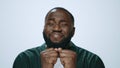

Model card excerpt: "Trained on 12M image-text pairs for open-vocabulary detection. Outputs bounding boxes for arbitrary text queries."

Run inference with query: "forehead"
[46,9,71,20]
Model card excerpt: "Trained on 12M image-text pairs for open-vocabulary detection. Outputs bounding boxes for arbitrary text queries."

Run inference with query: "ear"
[71,27,75,37]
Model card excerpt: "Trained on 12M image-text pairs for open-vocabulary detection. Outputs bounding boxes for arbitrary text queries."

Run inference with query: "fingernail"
[58,48,62,50]
[54,48,58,51]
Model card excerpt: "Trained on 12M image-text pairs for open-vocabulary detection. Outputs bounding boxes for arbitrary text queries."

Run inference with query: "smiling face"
[43,8,75,48]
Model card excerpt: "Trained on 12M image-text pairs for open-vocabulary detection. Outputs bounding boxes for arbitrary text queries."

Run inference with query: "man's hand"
[58,48,77,68]
[40,48,58,68]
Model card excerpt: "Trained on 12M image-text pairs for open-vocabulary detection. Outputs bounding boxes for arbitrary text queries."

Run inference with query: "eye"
[61,23,68,26]
[46,20,55,27]
[46,18,55,26]
[60,21,69,27]
[47,22,54,26]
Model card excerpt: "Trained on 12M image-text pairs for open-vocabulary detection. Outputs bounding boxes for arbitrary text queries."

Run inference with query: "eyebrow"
[47,18,54,21]
[60,19,67,22]
[47,18,68,23]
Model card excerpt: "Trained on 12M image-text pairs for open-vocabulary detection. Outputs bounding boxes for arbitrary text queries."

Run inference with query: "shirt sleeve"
[13,52,29,68]
[94,56,105,68]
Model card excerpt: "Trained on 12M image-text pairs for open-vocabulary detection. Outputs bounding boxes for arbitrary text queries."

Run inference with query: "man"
[13,7,105,68]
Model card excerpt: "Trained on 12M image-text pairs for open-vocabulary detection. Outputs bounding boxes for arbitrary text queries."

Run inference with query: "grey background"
[0,0,120,68]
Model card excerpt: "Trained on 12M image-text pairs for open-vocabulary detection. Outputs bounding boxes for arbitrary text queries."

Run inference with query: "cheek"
[44,27,52,36]
[45,25,53,31]
[62,28,70,37]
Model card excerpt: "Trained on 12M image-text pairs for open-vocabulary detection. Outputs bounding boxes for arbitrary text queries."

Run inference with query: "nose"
[53,24,62,32]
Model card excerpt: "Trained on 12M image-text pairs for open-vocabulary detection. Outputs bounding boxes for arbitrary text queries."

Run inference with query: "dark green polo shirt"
[13,42,105,68]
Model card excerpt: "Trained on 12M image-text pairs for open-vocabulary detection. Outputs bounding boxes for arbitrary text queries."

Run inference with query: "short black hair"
[45,7,74,26]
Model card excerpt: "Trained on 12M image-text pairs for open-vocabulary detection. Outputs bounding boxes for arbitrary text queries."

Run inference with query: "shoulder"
[70,42,97,58]
[76,46,100,61]
[18,43,46,58]
[13,43,46,68]
[70,42,105,68]
[70,42,100,59]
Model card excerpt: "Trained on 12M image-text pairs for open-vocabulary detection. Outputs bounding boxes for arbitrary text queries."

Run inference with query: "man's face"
[43,9,75,48]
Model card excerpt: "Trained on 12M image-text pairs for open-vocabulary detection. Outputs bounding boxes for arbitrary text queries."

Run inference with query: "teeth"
[54,34,60,38]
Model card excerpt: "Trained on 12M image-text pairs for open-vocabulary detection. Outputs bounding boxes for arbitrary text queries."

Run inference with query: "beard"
[43,31,73,49]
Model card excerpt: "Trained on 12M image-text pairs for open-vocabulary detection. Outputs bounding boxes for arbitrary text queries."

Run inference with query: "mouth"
[50,32,64,43]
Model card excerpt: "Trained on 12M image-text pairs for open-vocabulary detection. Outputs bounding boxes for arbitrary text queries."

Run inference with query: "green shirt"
[13,42,105,68]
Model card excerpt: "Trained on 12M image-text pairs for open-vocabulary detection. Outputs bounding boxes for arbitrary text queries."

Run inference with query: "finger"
[50,52,59,57]
[58,48,62,53]
[61,50,76,55]
[48,56,58,64]
[60,58,65,66]
[54,48,58,51]
[42,48,55,53]
[59,52,66,58]
[61,49,72,53]
[60,50,77,58]
[41,50,59,58]
[45,51,58,57]
[46,48,54,51]
[52,57,58,64]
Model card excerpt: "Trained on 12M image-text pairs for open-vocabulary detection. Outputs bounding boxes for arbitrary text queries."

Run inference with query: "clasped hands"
[40,48,77,68]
